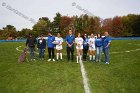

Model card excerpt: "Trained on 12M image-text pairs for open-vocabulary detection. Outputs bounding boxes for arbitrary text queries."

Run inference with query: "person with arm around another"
[102,32,111,64]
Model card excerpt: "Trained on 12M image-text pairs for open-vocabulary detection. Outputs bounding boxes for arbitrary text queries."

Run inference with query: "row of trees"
[0,13,140,39]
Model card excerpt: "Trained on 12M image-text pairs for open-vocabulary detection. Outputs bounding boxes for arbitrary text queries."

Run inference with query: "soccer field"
[0,40,139,93]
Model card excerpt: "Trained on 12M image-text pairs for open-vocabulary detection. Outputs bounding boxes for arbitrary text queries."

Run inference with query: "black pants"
[83,48,88,60]
[48,48,55,59]
[67,47,74,61]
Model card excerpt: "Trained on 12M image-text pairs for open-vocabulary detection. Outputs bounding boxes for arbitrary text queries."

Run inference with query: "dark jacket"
[26,37,37,48]
[37,39,46,49]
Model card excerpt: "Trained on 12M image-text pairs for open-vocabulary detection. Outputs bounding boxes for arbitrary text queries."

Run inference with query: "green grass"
[85,40,140,93]
[0,40,140,93]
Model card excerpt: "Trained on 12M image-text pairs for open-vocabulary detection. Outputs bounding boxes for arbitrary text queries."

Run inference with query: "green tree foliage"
[32,17,51,37]
[0,14,140,39]
[52,12,62,34]
[17,28,32,38]
[0,25,17,39]
[60,16,72,37]
[112,16,124,37]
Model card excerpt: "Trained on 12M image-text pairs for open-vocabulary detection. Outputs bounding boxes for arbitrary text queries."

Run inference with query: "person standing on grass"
[66,30,75,62]
[83,34,89,62]
[54,33,63,61]
[88,33,96,62]
[26,34,37,61]
[75,33,83,63]
[95,33,103,62]
[102,32,111,64]
[47,32,55,62]
[37,35,46,60]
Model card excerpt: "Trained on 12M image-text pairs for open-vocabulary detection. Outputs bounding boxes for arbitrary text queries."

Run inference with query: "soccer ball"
[77,42,81,47]
[52,41,59,44]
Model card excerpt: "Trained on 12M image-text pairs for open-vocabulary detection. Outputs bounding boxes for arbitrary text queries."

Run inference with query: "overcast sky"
[0,0,140,30]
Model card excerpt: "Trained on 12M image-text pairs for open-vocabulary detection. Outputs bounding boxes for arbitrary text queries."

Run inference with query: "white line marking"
[79,60,92,93]
[16,46,22,52]
[16,44,140,93]
[110,48,140,54]
[16,45,140,55]
[16,45,92,93]
[125,51,130,53]
[16,45,39,54]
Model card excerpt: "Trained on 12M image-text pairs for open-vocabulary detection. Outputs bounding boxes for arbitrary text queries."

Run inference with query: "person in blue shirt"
[95,33,103,62]
[37,35,46,60]
[83,34,89,61]
[102,32,111,64]
[66,30,75,62]
[47,32,55,62]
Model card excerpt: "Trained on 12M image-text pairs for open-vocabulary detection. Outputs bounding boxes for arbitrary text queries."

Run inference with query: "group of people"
[26,30,111,64]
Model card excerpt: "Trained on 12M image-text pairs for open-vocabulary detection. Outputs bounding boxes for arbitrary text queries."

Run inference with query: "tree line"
[0,13,140,39]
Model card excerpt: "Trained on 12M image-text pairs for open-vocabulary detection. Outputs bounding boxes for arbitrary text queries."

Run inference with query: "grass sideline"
[0,40,140,93]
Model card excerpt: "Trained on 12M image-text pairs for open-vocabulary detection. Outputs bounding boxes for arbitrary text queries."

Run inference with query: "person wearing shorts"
[75,33,83,63]
[54,33,63,61]
[88,33,96,62]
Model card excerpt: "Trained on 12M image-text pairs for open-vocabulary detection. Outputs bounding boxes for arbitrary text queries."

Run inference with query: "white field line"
[16,45,92,93]
[16,45,39,54]
[16,44,140,93]
[79,60,92,93]
[16,46,22,52]
[110,48,140,54]
[16,45,140,55]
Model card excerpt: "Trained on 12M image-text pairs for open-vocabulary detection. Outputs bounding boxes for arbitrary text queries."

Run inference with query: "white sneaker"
[48,59,51,62]
[33,59,36,61]
[53,59,55,62]
[105,62,109,64]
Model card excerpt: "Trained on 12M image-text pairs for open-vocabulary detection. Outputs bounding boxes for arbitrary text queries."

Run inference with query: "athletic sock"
[77,56,79,63]
[60,53,62,59]
[79,55,82,62]
[93,55,95,60]
[89,55,92,60]
[57,53,59,60]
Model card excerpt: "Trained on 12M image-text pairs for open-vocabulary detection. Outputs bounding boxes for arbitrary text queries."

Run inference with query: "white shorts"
[56,45,63,50]
[89,47,96,51]
[76,45,83,49]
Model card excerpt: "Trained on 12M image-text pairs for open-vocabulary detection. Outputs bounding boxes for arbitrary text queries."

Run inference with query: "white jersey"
[55,37,63,50]
[75,37,83,49]
[88,38,96,50]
